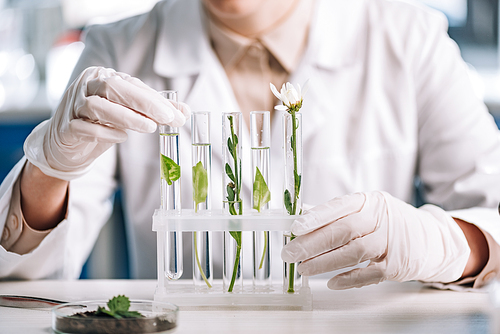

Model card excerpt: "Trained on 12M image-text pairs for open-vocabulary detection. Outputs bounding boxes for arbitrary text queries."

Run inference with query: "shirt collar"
[260,0,314,73]
[208,0,314,73]
[208,17,252,71]
[153,0,362,79]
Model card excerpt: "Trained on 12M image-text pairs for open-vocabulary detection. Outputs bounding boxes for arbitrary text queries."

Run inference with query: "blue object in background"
[0,119,44,182]
[80,189,130,279]
[0,113,130,279]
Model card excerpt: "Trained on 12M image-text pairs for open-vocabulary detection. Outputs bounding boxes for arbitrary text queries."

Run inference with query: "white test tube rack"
[153,209,313,310]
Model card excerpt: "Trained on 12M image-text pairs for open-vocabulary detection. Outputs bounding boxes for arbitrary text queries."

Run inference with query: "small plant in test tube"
[271,81,308,293]
[191,111,213,289]
[250,111,272,288]
[159,90,183,281]
[222,112,243,292]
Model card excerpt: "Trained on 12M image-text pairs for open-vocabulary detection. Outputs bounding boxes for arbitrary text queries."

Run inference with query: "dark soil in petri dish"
[55,311,176,334]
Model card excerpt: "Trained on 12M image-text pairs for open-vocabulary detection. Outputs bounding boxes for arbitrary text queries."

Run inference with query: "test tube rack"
[152,209,313,310]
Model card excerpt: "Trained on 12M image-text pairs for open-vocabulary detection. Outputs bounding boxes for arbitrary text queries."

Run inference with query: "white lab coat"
[1,0,500,280]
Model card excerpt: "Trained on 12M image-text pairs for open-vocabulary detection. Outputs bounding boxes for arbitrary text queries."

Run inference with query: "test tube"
[250,111,272,288]
[282,111,303,293]
[159,90,183,281]
[222,112,243,292]
[283,111,302,216]
[283,233,301,293]
[191,111,213,289]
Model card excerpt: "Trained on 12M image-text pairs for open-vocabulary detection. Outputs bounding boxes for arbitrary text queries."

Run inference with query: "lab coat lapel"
[152,0,239,111]
[308,0,366,71]
[153,0,206,79]
[289,0,367,142]
[152,0,253,206]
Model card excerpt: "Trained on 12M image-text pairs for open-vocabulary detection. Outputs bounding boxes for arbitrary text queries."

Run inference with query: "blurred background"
[0,0,499,279]
[0,0,160,279]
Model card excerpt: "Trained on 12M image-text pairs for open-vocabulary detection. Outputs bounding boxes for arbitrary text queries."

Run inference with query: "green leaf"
[284,189,293,215]
[160,154,181,186]
[294,171,301,196]
[192,161,208,210]
[225,163,235,182]
[95,306,108,316]
[226,184,235,202]
[227,137,234,156]
[229,231,242,247]
[108,295,130,313]
[253,167,271,213]
[227,183,238,215]
[115,310,143,319]
[93,295,144,319]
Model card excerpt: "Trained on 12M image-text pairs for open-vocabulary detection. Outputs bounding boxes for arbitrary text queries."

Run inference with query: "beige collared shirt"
[208,0,314,120]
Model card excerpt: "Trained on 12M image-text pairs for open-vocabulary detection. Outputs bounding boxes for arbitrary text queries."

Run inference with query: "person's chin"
[202,0,261,19]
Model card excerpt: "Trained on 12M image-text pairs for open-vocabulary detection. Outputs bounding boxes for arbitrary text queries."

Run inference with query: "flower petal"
[291,85,299,103]
[270,83,282,100]
[301,79,310,98]
[281,83,287,95]
[270,80,309,110]
[281,93,290,107]
[280,85,290,106]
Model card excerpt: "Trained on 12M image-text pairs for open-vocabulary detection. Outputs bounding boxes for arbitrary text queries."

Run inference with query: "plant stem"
[288,110,300,293]
[226,115,242,292]
[287,234,296,293]
[228,242,241,292]
[288,263,296,292]
[229,116,242,215]
[291,110,299,215]
[194,231,212,288]
[258,231,268,270]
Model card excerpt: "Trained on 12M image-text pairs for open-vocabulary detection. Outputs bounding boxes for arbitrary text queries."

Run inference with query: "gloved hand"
[281,191,470,289]
[24,66,190,181]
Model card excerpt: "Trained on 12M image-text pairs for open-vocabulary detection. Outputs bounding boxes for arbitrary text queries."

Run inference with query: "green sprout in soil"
[74,295,143,319]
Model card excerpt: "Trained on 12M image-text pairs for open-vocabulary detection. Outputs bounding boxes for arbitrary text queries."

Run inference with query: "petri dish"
[52,300,178,334]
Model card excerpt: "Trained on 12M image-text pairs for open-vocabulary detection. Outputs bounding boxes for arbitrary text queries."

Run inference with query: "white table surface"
[0,279,496,334]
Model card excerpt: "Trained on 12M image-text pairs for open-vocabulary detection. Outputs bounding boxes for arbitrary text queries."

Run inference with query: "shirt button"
[10,215,19,230]
[1,227,9,242]
[483,271,496,283]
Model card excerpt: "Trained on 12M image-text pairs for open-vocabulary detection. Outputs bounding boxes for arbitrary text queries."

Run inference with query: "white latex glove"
[281,191,470,289]
[24,66,191,181]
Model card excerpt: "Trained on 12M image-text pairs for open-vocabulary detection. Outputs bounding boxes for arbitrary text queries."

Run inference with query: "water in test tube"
[159,90,183,280]
[191,111,213,289]
[250,111,272,288]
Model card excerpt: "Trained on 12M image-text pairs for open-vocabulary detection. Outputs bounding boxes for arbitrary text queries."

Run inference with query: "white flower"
[270,81,309,112]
